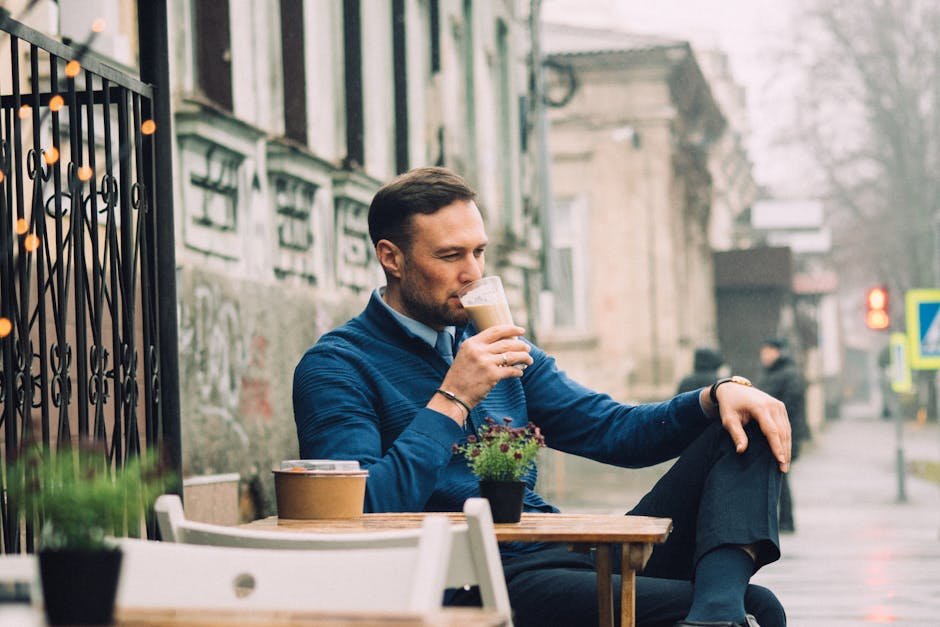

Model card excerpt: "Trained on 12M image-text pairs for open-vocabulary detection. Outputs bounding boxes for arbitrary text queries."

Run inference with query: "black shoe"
[675,615,759,627]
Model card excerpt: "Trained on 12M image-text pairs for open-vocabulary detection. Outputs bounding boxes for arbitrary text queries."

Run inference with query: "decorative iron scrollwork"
[99,173,119,210]
[122,343,139,409]
[89,344,110,405]
[50,343,73,408]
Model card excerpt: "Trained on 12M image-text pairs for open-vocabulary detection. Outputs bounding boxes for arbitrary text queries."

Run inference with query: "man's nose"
[459,256,483,283]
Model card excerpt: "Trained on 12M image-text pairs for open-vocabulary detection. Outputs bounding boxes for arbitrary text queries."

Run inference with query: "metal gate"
[0,10,179,551]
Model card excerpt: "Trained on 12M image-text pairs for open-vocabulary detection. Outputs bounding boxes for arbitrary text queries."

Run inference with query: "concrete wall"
[176,264,367,514]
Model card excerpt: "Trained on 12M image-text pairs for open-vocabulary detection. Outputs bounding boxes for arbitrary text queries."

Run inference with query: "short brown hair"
[368,167,477,248]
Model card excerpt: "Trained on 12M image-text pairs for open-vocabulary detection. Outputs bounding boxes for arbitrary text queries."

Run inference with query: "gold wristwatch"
[709,375,753,409]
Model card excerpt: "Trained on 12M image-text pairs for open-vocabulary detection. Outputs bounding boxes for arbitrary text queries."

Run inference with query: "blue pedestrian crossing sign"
[905,289,940,369]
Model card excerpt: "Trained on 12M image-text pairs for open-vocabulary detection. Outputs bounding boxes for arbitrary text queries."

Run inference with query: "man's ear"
[375,239,404,279]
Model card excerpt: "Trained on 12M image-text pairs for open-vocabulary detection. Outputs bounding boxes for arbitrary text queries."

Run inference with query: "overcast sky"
[542,0,804,193]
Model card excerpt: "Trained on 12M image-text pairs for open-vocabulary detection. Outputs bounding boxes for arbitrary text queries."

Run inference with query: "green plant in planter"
[454,417,545,481]
[7,443,173,625]
[9,443,172,550]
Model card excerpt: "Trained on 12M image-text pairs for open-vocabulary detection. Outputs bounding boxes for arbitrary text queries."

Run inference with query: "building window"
[461,0,477,179]
[194,0,233,111]
[429,0,441,74]
[496,19,517,231]
[549,196,588,329]
[280,0,308,145]
[343,0,364,167]
[392,0,409,173]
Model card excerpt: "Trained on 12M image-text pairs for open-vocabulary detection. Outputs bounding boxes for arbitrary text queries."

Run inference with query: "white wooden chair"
[155,494,513,623]
[116,515,451,613]
[0,553,36,603]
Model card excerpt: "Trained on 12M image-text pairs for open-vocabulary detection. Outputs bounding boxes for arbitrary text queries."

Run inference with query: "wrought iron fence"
[0,12,177,551]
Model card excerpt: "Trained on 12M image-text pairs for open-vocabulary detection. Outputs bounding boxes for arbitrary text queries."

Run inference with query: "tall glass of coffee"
[457,276,513,329]
[457,276,526,369]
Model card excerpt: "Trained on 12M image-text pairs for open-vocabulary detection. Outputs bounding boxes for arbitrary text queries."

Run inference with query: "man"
[294,167,789,627]
[677,347,725,395]
[757,339,808,534]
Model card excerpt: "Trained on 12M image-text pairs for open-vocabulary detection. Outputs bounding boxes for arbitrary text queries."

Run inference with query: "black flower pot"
[479,480,525,523]
[39,546,123,625]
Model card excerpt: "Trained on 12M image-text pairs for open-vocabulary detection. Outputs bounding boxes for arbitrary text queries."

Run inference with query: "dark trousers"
[778,473,794,530]
[483,422,787,627]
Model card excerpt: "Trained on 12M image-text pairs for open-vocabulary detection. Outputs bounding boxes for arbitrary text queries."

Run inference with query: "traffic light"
[865,286,890,330]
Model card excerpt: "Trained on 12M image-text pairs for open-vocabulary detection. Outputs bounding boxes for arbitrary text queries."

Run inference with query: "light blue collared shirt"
[374,287,455,350]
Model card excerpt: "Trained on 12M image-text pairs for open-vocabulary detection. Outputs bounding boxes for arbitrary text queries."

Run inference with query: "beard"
[399,276,468,328]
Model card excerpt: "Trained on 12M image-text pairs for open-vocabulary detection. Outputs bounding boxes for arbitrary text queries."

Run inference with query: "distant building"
[748,198,842,425]
[539,22,744,402]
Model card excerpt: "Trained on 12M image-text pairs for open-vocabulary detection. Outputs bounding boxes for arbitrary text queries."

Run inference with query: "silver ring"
[501,353,509,367]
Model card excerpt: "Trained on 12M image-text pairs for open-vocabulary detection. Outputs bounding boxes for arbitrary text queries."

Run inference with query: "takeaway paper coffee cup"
[273,460,368,519]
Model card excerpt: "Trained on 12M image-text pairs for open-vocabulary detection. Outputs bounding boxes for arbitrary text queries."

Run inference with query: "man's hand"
[427,324,532,424]
[700,383,792,473]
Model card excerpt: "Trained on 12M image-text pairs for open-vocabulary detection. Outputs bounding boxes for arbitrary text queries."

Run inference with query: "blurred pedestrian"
[677,347,724,394]
[757,338,809,533]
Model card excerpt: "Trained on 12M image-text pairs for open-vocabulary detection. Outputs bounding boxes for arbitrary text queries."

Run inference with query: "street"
[547,418,940,625]
[751,418,940,626]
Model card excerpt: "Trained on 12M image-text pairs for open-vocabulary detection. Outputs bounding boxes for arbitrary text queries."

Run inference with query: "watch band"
[709,375,753,409]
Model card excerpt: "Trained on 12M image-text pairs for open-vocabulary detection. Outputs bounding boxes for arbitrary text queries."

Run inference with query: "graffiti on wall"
[178,282,250,446]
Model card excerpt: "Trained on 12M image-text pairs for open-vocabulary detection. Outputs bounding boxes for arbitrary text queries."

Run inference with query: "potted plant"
[8,443,171,625]
[454,417,545,523]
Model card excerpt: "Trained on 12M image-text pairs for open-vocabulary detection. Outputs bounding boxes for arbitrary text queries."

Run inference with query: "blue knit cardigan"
[293,291,711,514]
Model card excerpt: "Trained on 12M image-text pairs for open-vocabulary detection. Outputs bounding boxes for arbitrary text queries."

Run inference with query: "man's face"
[395,199,487,329]
[759,345,780,368]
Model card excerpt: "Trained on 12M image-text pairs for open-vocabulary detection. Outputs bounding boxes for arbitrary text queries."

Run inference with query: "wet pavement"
[542,418,940,626]
[751,418,940,626]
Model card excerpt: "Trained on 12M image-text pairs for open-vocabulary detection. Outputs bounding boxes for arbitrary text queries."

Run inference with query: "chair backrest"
[155,495,512,622]
[455,498,512,620]
[117,515,451,612]
[0,553,36,604]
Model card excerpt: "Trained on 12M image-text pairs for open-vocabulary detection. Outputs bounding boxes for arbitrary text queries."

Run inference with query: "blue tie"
[435,331,454,364]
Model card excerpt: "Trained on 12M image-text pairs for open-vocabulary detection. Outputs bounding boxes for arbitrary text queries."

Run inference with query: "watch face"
[730,375,753,387]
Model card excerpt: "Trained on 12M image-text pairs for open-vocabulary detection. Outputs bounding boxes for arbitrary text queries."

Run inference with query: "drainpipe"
[530,0,554,315]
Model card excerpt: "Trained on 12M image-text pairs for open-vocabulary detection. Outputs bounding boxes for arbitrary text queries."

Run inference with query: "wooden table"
[242,513,673,627]
[0,604,508,626]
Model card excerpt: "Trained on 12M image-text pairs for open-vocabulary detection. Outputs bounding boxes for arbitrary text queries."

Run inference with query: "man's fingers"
[498,351,533,369]
[757,401,790,472]
[725,418,749,454]
[476,324,526,341]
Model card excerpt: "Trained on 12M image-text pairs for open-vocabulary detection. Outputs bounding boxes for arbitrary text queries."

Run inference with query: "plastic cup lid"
[277,459,362,473]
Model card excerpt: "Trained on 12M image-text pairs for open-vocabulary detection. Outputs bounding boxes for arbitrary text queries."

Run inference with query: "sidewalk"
[751,418,940,626]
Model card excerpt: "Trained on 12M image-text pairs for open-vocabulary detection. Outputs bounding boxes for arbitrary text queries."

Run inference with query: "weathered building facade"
[166,0,542,513]
[539,23,728,402]
[3,0,544,516]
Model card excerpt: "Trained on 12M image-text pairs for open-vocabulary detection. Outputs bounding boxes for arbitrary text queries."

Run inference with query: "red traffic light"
[865,286,890,330]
